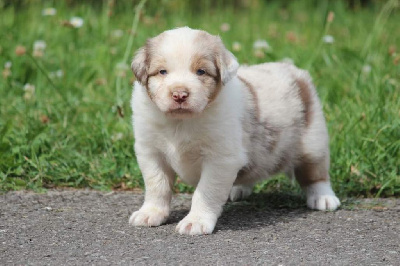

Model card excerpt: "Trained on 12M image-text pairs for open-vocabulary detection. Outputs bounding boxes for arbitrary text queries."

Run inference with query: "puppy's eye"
[159,69,167,75]
[196,69,206,76]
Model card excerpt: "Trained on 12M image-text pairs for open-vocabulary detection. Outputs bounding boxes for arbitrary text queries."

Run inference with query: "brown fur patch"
[238,76,260,121]
[296,78,313,127]
[131,33,166,86]
[192,33,224,103]
[190,53,218,77]
[189,53,222,104]
[294,157,328,187]
[263,121,280,152]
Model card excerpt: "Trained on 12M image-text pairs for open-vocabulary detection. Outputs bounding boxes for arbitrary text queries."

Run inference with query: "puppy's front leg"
[176,159,241,235]
[129,151,175,227]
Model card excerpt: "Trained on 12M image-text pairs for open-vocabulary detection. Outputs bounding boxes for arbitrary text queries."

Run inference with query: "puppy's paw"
[129,206,169,227]
[307,195,340,211]
[229,184,253,202]
[306,182,340,211]
[176,213,217,235]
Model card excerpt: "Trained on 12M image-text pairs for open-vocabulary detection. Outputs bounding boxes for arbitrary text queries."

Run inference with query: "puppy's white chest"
[160,137,203,186]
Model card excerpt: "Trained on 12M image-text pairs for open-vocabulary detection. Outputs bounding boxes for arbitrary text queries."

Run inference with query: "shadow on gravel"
[167,192,312,232]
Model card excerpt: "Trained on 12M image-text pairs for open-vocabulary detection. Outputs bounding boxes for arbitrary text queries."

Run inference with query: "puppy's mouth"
[167,107,193,115]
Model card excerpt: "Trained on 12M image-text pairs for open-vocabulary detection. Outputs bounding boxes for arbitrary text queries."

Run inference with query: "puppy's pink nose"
[172,91,189,103]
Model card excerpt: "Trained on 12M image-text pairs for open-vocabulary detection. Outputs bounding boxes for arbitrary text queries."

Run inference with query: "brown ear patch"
[132,34,166,85]
[296,78,313,127]
[131,46,149,85]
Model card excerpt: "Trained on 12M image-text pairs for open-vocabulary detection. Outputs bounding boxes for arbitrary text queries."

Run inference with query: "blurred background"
[0,0,399,199]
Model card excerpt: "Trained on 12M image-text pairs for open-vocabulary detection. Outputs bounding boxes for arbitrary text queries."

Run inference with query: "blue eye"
[196,69,206,76]
[159,69,167,75]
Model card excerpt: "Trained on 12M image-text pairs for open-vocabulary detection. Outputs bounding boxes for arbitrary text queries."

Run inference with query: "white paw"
[176,213,217,235]
[129,206,169,227]
[306,182,340,211]
[307,195,340,211]
[229,184,253,202]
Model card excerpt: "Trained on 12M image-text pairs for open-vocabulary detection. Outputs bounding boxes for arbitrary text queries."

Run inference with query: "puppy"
[129,27,340,235]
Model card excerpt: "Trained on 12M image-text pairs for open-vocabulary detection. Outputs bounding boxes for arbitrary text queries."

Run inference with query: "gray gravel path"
[1,190,399,265]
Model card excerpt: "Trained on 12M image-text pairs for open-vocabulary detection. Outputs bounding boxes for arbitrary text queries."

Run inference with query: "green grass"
[0,0,399,198]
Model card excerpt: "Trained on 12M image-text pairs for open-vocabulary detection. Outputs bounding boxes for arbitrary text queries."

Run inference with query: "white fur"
[129,27,340,235]
[306,181,340,211]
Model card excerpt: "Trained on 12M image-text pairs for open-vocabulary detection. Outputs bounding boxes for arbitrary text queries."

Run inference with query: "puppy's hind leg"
[295,156,340,211]
[294,75,340,211]
[229,184,253,202]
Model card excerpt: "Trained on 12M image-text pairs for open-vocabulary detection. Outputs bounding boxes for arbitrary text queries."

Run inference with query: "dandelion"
[253,39,270,50]
[322,35,334,44]
[70,17,84,28]
[42,8,56,16]
[232,42,242,52]
[15,45,26,56]
[220,23,230,32]
[33,40,46,57]
[23,83,35,100]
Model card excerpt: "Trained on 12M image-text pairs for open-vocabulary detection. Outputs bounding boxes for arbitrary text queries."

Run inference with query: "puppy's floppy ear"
[216,38,239,85]
[131,46,148,85]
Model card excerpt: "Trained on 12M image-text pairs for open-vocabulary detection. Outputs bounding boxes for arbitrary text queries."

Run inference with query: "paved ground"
[0,190,399,265]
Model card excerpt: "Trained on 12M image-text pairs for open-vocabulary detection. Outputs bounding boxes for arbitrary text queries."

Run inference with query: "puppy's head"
[131,27,239,119]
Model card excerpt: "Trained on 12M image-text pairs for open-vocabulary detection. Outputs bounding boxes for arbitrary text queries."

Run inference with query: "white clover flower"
[23,83,35,100]
[280,57,294,65]
[111,29,124,39]
[362,65,372,74]
[116,62,129,77]
[253,39,270,50]
[111,133,124,142]
[23,83,35,92]
[116,62,129,71]
[322,35,334,44]
[49,69,64,78]
[70,17,84,28]
[232,42,242,52]
[4,61,12,69]
[42,8,56,16]
[33,40,46,51]
[56,69,64,78]
[220,23,231,32]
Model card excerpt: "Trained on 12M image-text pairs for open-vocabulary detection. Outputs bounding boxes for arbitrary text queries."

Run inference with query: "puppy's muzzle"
[172,89,189,104]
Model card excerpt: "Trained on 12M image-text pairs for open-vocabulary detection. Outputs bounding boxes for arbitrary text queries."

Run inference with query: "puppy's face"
[131,27,239,119]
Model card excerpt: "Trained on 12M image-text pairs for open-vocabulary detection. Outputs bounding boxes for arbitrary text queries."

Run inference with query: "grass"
[0,0,399,198]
